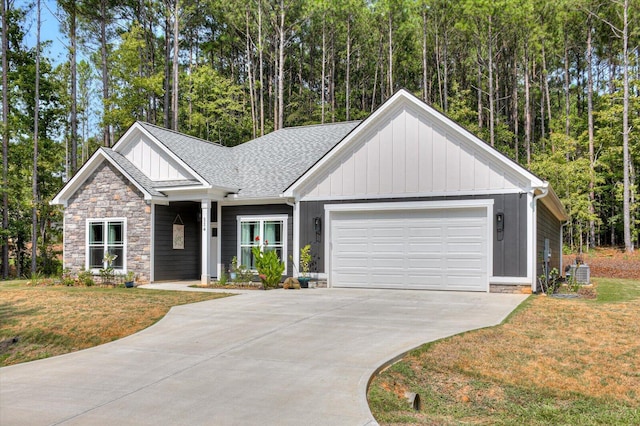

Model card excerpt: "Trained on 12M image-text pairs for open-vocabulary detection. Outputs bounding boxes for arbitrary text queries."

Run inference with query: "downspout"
[532,184,550,293]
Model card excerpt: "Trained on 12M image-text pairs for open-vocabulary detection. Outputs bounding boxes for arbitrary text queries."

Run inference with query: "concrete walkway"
[0,287,527,425]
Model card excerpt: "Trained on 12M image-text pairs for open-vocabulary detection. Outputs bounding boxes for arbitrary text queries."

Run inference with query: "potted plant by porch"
[298,244,312,288]
[124,271,135,288]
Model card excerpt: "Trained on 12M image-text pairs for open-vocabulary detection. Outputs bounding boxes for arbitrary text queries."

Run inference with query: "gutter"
[533,183,550,204]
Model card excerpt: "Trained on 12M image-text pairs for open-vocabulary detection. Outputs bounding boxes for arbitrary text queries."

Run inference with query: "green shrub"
[299,244,312,277]
[78,270,95,287]
[218,270,228,286]
[252,247,285,289]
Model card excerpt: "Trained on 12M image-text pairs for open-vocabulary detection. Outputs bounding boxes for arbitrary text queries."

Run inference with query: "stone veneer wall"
[489,284,532,294]
[64,162,151,282]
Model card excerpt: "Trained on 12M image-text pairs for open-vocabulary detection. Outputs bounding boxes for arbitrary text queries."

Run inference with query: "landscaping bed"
[191,282,264,290]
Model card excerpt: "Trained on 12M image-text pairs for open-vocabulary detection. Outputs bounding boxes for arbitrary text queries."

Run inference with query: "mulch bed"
[191,282,264,290]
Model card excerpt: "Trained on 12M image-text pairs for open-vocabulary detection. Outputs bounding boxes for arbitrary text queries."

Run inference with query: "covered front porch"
[151,199,294,285]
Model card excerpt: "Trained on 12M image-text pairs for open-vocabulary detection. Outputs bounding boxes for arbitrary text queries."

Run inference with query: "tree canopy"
[1,0,639,277]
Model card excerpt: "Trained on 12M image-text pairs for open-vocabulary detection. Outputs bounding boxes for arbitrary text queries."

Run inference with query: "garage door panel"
[369,257,404,266]
[331,206,488,291]
[446,244,483,254]
[406,258,442,269]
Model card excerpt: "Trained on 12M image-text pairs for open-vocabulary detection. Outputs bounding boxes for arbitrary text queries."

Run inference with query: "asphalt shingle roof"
[135,121,361,198]
[138,123,239,191]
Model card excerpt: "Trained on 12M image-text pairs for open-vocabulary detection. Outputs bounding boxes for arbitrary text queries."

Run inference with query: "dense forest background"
[1,0,638,278]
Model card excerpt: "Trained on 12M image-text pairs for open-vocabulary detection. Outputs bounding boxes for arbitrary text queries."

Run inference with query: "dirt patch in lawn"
[0,282,230,366]
[369,278,640,424]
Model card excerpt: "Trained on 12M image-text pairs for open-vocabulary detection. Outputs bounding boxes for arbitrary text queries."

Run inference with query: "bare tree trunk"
[541,42,552,136]
[524,49,531,166]
[330,28,335,122]
[321,12,325,123]
[443,29,448,112]
[101,0,111,146]
[273,52,278,129]
[164,3,171,128]
[422,7,428,103]
[435,31,443,107]
[32,0,41,274]
[277,0,285,130]
[387,9,393,97]
[622,0,633,252]
[70,1,77,174]
[172,0,179,131]
[1,0,9,278]
[477,50,483,129]
[512,51,519,163]
[488,16,495,147]
[258,0,264,136]
[345,14,351,120]
[563,29,570,145]
[587,19,596,248]
[540,67,545,149]
[371,35,381,112]
[246,9,256,139]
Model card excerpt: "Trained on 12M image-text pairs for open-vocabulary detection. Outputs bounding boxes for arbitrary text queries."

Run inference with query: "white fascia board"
[283,89,544,199]
[114,122,211,188]
[220,196,291,206]
[155,185,238,195]
[324,199,494,213]
[51,149,158,206]
[539,186,569,221]
[301,188,524,202]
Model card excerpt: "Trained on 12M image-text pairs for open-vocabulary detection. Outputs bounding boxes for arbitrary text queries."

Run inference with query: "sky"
[20,0,78,66]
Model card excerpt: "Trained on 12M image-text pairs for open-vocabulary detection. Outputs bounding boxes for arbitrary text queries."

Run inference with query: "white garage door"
[330,207,489,291]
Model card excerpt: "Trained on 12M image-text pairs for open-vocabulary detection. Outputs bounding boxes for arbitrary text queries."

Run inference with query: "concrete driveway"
[0,288,527,425]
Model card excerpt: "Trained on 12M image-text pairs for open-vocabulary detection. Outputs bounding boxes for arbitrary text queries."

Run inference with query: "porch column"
[201,200,211,284]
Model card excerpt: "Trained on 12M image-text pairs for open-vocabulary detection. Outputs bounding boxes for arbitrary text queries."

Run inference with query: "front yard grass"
[0,281,230,366]
[368,277,640,425]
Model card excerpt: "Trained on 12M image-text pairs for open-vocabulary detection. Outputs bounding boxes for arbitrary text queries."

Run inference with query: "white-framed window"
[86,218,127,272]
[237,215,287,273]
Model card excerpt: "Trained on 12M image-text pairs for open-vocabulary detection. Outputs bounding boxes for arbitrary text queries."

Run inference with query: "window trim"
[236,215,288,274]
[85,218,128,273]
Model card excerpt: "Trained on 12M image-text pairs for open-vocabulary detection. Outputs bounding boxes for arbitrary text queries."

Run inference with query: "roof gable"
[285,89,545,200]
[113,123,207,187]
[51,148,162,206]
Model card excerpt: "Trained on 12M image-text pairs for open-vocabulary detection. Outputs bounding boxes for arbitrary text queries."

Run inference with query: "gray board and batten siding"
[154,202,201,281]
[536,201,563,277]
[300,194,528,278]
[221,204,294,275]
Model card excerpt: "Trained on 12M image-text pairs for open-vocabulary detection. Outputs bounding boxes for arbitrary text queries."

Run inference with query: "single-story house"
[52,89,567,293]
